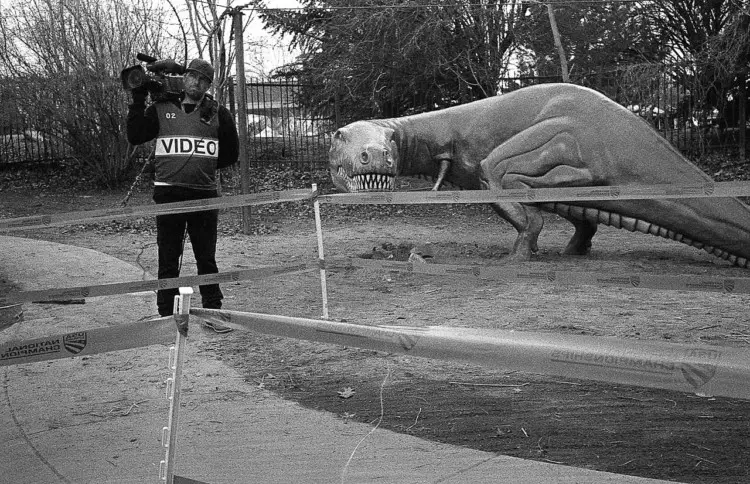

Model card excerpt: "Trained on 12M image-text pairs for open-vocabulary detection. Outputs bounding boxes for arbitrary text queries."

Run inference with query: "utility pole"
[232,8,252,234]
[547,3,569,82]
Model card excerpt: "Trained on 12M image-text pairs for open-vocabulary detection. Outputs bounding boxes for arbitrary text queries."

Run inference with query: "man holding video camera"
[126,58,239,331]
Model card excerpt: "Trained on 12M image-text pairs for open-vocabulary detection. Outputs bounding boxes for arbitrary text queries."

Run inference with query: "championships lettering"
[156,136,218,158]
[551,349,675,373]
[1,339,61,360]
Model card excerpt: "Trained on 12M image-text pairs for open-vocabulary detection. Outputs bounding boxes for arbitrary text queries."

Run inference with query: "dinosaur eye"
[384,149,392,166]
[360,151,369,164]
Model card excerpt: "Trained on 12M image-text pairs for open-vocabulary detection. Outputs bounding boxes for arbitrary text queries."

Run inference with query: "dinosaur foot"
[500,250,536,264]
[561,245,592,256]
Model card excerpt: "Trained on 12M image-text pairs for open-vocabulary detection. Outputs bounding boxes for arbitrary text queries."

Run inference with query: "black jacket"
[127,94,239,171]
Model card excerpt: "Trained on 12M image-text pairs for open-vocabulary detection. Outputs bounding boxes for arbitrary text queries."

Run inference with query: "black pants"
[154,186,223,316]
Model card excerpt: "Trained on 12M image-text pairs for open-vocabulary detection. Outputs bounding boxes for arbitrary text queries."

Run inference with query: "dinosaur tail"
[542,197,750,268]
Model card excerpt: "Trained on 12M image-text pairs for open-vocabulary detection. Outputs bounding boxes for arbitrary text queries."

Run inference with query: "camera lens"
[125,68,145,88]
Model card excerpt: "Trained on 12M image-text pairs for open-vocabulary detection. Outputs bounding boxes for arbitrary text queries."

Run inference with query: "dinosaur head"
[329,121,399,192]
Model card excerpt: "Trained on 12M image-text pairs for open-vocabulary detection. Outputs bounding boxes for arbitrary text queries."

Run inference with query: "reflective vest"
[154,101,220,190]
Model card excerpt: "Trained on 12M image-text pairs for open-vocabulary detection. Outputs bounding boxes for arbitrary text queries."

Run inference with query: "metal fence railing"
[499,69,748,157]
[1,72,746,170]
[0,124,74,166]
[239,78,336,171]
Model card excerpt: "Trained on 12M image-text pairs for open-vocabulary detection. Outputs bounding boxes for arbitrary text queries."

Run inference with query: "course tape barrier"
[173,476,210,484]
[0,188,314,232]
[3,182,750,232]
[316,181,750,205]
[0,262,317,305]
[0,316,174,367]
[327,257,750,295]
[192,308,750,400]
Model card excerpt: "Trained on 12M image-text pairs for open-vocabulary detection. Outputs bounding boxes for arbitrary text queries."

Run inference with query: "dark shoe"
[203,319,233,333]
[139,314,168,321]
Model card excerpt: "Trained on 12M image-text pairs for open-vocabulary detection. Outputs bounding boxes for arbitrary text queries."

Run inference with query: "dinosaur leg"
[561,218,597,255]
[488,200,544,261]
[479,119,598,259]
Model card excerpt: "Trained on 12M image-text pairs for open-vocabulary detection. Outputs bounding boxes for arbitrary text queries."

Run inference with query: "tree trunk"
[232,10,252,234]
[547,3,569,82]
[739,69,746,161]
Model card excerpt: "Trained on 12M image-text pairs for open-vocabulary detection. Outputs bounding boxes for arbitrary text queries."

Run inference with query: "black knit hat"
[185,59,214,83]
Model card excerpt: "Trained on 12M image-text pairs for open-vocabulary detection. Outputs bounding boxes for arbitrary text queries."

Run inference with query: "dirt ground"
[2,169,749,484]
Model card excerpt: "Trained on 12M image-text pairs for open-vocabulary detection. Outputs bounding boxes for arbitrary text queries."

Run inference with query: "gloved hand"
[131,84,149,105]
[143,155,155,174]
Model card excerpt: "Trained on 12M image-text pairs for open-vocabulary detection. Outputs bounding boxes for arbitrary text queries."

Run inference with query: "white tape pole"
[192,308,750,401]
[312,185,330,319]
[161,288,192,484]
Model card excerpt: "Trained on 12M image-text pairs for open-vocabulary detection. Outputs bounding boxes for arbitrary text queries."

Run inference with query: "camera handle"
[137,53,158,63]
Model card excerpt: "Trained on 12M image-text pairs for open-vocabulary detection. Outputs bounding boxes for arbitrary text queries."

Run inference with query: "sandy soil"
[2,181,749,483]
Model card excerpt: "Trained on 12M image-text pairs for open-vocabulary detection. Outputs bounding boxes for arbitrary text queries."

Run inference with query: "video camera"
[120,53,185,101]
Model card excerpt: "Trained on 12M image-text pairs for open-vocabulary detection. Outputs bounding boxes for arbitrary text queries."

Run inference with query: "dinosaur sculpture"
[329,83,750,268]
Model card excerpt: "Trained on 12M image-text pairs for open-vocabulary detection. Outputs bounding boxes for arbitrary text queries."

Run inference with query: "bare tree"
[172,0,268,105]
[643,0,749,154]
[0,0,177,186]
[545,3,569,82]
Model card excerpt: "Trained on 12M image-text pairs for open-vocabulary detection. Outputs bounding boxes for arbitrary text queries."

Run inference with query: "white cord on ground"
[340,365,392,484]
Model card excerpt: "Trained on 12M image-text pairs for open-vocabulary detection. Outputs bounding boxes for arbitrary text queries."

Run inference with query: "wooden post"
[232,9,252,234]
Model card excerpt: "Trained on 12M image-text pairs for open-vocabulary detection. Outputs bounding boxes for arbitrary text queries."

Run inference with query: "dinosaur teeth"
[570,205,583,220]
[620,216,637,232]
[583,208,599,224]
[569,206,585,219]
[555,204,571,217]
[541,205,745,268]
[711,248,730,260]
[544,207,747,268]
[349,173,395,191]
[634,220,651,234]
